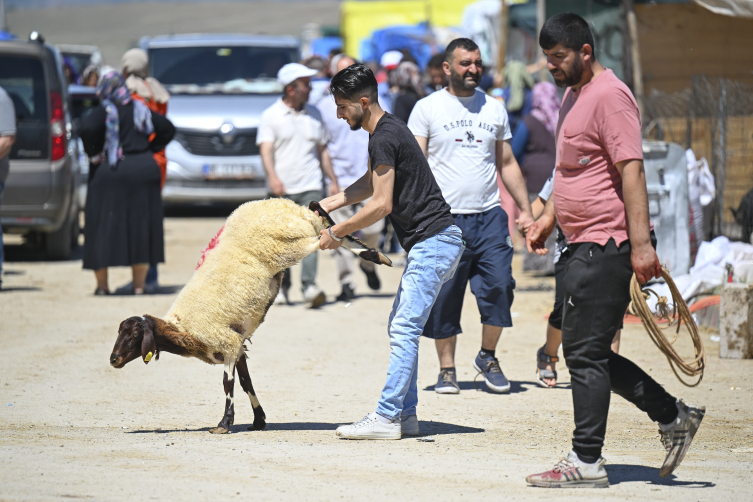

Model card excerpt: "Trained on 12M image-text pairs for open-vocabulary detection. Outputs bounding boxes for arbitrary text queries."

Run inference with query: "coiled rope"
[628,267,706,387]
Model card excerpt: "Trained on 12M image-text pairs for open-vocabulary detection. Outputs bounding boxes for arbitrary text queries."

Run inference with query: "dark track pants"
[561,236,678,463]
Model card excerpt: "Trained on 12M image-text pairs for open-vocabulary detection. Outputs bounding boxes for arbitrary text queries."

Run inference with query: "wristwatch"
[328,227,343,242]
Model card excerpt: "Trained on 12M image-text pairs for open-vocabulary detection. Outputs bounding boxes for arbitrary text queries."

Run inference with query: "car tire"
[45,197,78,260]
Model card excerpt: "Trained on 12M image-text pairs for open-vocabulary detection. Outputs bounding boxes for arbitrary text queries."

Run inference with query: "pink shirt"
[553,69,645,246]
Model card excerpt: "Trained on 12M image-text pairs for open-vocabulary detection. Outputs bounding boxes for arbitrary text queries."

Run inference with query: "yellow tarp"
[340,0,479,60]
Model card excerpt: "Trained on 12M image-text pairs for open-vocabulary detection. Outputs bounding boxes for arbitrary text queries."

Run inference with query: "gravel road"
[1,214,751,501]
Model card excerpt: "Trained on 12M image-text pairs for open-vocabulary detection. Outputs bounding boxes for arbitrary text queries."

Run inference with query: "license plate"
[203,163,258,179]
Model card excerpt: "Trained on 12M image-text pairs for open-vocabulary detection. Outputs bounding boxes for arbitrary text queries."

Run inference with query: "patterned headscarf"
[97,71,154,168]
[390,61,423,96]
[530,81,560,136]
[502,60,534,113]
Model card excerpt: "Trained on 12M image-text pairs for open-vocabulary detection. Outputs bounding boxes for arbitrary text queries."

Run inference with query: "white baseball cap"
[380,50,404,70]
[277,63,318,86]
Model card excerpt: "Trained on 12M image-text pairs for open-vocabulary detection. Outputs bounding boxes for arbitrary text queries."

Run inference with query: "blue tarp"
[360,23,441,70]
[311,36,343,59]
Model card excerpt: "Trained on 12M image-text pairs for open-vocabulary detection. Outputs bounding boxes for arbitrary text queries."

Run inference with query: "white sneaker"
[526,450,609,488]
[274,286,290,305]
[401,415,419,437]
[302,285,326,309]
[336,413,401,440]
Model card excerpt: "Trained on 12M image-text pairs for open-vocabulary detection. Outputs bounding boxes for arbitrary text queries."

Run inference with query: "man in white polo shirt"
[257,63,339,308]
[408,38,534,394]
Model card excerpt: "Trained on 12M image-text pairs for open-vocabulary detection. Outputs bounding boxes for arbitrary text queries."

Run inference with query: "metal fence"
[643,76,753,241]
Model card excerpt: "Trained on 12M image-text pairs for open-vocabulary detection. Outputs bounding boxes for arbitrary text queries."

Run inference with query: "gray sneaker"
[658,399,705,477]
[473,352,510,393]
[435,369,460,394]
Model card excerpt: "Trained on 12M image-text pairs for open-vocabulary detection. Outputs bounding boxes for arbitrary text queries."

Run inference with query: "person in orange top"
[121,48,170,188]
[122,48,170,292]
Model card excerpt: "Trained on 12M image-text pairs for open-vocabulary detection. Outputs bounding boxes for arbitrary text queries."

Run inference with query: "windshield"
[0,55,49,160]
[149,45,298,95]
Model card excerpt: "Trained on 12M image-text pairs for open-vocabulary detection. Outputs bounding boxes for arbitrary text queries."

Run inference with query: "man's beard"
[449,67,480,91]
[349,107,364,131]
[552,55,584,88]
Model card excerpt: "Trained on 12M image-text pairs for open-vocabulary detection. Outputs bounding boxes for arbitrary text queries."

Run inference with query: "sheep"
[109,198,391,434]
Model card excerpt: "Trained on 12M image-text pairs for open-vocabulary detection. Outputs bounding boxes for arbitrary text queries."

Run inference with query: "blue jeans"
[376,225,464,419]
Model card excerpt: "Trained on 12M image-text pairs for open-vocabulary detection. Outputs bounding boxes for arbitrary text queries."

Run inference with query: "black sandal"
[536,345,559,388]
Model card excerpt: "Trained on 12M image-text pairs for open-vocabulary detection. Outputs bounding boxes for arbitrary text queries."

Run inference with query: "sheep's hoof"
[248,419,266,431]
[209,426,230,434]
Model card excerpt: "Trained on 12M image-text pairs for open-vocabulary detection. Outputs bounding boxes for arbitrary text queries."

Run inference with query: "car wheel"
[45,198,78,260]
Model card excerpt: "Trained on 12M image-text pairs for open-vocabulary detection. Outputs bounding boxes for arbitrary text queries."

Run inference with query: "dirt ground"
[1,213,752,501]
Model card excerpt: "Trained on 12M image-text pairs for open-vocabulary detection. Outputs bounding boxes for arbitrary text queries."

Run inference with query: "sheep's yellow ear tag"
[145,352,153,362]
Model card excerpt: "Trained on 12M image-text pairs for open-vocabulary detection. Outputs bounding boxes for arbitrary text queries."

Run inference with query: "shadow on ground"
[127,426,214,434]
[415,420,484,436]
[423,380,544,394]
[607,464,715,487]
[128,420,485,436]
[2,270,25,275]
[164,204,239,218]
[4,243,83,262]
[264,420,484,436]
[110,283,184,296]
[0,286,42,293]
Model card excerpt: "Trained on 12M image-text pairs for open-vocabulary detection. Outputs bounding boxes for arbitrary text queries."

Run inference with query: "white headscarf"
[120,48,170,104]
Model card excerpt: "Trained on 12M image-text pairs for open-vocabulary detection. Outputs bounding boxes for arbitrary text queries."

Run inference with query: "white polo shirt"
[256,98,330,194]
[316,95,370,189]
[407,89,511,214]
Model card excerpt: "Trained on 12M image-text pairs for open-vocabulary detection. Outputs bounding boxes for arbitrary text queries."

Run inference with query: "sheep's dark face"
[110,316,157,368]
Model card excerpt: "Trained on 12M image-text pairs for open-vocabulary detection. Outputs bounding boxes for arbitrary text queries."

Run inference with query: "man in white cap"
[374,50,403,114]
[380,50,403,71]
[257,62,339,308]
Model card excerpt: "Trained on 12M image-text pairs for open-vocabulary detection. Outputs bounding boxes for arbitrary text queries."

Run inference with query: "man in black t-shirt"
[318,64,464,440]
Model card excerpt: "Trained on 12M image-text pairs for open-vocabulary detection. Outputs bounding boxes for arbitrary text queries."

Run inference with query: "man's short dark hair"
[539,12,596,57]
[427,53,444,69]
[444,38,479,63]
[329,63,379,103]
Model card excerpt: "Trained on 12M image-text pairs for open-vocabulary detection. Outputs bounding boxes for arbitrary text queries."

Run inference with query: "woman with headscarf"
[79,71,175,295]
[121,48,170,187]
[511,81,559,197]
[121,49,171,291]
[81,64,99,88]
[62,56,81,85]
[390,60,424,124]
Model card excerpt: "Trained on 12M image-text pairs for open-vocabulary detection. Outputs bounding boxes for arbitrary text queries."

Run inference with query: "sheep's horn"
[308,201,393,267]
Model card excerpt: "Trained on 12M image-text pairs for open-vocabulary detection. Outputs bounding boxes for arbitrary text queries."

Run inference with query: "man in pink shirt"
[525,13,705,488]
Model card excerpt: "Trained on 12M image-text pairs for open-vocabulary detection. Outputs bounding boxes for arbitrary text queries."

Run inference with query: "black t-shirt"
[368,112,454,251]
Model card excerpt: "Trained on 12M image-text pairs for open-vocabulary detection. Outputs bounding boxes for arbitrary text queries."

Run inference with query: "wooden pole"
[715,80,727,237]
[536,0,545,39]
[625,0,645,119]
[497,0,509,75]
[537,0,547,81]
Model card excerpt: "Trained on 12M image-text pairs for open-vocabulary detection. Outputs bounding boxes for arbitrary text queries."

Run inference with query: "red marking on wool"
[195,225,225,270]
